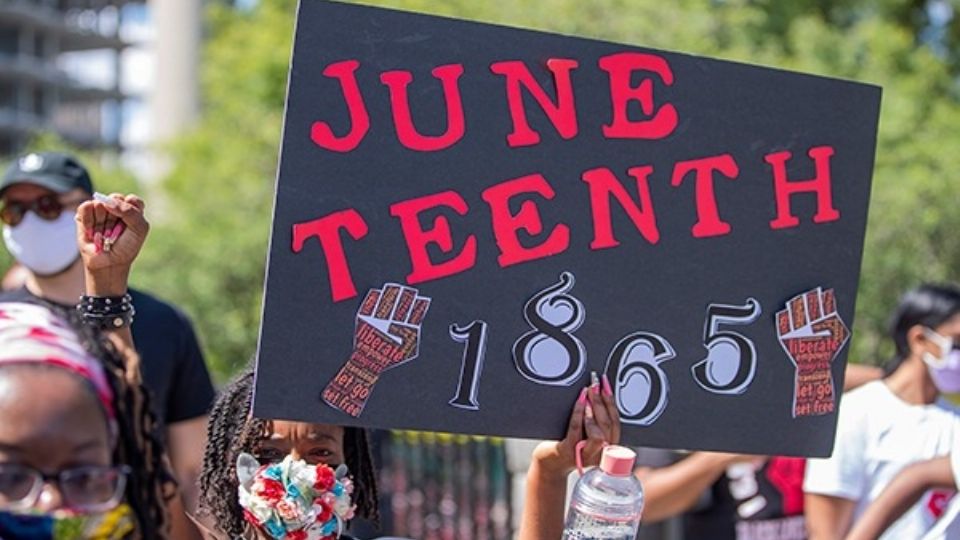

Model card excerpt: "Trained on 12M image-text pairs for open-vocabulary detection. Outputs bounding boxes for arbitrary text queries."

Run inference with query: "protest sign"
[253,0,881,456]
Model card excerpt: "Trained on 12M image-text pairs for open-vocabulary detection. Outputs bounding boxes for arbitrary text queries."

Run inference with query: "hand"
[777,287,850,417]
[75,193,148,296]
[75,193,148,273]
[532,373,621,478]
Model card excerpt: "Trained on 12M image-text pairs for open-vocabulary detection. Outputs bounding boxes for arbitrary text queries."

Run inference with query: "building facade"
[0,0,144,155]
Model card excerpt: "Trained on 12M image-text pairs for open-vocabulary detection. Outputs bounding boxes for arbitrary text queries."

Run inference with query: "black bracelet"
[77,294,136,330]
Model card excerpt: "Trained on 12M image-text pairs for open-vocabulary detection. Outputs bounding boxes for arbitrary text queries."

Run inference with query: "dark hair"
[198,368,379,538]
[0,308,174,538]
[885,283,960,374]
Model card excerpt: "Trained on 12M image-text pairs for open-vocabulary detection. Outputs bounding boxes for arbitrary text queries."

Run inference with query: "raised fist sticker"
[322,283,431,417]
[776,287,849,418]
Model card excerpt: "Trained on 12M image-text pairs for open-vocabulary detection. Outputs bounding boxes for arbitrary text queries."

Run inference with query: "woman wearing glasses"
[0,193,175,539]
[805,284,960,540]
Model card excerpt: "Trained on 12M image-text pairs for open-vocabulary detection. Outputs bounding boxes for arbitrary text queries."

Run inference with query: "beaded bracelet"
[77,294,136,330]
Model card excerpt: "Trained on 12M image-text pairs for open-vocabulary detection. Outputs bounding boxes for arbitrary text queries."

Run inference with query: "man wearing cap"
[0,151,215,519]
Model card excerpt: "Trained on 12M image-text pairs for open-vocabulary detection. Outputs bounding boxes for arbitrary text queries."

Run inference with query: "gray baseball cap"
[0,152,94,196]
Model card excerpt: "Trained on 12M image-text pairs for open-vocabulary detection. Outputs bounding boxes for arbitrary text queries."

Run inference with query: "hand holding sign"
[322,284,431,417]
[776,288,849,418]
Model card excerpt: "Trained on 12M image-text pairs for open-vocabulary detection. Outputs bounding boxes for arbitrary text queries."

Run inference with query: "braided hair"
[198,368,380,538]
[0,303,175,538]
[65,310,175,539]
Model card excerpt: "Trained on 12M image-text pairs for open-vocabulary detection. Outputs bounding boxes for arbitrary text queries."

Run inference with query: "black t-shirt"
[683,457,807,540]
[0,286,216,429]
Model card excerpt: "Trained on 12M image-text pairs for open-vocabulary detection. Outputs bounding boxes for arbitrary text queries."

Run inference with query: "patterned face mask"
[236,453,356,540]
[0,503,135,540]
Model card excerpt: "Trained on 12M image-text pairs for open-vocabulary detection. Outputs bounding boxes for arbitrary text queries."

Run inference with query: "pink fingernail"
[577,388,588,405]
[108,222,125,241]
[94,231,103,252]
[602,374,613,396]
[585,402,595,420]
[85,227,93,241]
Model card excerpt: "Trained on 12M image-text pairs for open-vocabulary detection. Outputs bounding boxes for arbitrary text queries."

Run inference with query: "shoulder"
[0,286,38,304]
[839,380,893,417]
[129,288,196,330]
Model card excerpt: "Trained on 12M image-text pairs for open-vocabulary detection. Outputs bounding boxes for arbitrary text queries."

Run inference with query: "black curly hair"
[0,305,174,539]
[198,367,379,538]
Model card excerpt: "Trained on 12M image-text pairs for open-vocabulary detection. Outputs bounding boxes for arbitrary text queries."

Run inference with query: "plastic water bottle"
[561,445,644,540]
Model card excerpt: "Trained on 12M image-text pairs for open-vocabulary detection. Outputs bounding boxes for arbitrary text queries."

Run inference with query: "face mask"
[922,329,960,394]
[2,210,79,277]
[0,503,135,540]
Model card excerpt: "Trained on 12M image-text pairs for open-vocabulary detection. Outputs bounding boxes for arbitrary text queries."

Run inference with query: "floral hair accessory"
[236,453,356,540]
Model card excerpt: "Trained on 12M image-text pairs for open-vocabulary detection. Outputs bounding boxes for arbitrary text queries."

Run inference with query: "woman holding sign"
[191,365,619,539]
[804,283,960,540]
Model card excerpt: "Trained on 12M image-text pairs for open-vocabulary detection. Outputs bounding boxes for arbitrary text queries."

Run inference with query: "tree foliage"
[6,0,954,380]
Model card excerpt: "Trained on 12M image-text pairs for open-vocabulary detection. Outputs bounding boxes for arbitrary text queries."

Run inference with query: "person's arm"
[637,452,744,523]
[76,194,204,539]
[843,364,883,391]
[168,416,209,514]
[76,194,149,384]
[845,456,954,540]
[518,377,621,540]
[165,309,215,515]
[806,493,857,540]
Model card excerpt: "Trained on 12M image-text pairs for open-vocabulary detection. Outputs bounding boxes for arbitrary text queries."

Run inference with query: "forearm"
[518,461,570,540]
[167,416,209,513]
[846,457,954,540]
[640,452,733,523]
[84,266,141,381]
[806,493,856,540]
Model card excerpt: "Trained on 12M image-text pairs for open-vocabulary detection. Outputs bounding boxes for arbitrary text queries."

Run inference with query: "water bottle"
[561,445,644,540]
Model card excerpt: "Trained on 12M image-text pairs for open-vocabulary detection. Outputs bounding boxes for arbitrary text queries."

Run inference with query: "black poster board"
[253,0,881,457]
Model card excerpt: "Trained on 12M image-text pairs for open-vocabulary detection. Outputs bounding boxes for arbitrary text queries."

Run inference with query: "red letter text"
[766,146,839,230]
[598,52,677,140]
[389,191,477,284]
[671,154,739,238]
[310,60,370,153]
[380,64,466,152]
[481,173,570,267]
[581,166,660,249]
[489,59,579,147]
[292,209,369,302]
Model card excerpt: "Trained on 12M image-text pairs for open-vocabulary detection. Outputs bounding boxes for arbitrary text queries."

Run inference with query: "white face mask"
[2,210,79,277]
[922,328,960,394]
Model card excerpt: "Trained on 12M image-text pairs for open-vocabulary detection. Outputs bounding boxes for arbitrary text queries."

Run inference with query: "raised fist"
[776,288,849,417]
[322,283,431,417]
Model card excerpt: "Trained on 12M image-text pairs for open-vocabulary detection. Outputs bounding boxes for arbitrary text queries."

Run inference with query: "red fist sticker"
[776,287,849,418]
[322,283,431,417]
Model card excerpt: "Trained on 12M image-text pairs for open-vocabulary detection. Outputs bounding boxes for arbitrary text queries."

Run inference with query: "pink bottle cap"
[600,445,637,477]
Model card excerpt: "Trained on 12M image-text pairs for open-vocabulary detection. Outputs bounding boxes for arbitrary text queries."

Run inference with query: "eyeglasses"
[0,194,84,227]
[0,463,130,512]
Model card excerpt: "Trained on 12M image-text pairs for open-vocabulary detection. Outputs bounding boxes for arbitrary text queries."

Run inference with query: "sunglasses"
[0,194,83,227]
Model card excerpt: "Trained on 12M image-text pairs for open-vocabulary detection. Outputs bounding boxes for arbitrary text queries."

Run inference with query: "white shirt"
[921,443,960,539]
[804,381,960,539]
